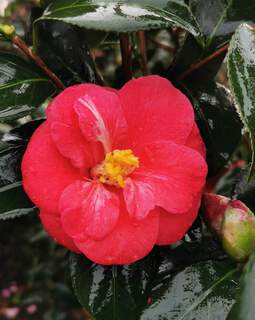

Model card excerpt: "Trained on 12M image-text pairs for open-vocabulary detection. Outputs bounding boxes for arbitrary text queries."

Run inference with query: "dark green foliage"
[0,52,56,121]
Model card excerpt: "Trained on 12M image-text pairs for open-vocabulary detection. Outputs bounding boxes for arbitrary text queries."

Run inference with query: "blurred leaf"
[0,52,56,121]
[0,121,42,220]
[38,0,201,36]
[35,20,97,86]
[227,24,255,180]
[227,251,255,320]
[185,82,242,176]
[70,248,239,320]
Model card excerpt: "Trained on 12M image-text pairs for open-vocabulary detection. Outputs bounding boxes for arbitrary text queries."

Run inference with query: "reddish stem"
[177,43,229,81]
[12,35,65,90]
[138,31,148,75]
[119,33,132,81]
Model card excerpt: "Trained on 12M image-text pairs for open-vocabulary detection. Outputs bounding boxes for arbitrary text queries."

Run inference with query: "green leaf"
[184,82,242,176]
[227,24,255,180]
[35,20,97,86]
[0,52,56,121]
[37,0,201,36]
[0,182,36,220]
[227,251,255,320]
[0,143,36,220]
[70,241,239,320]
[0,121,42,220]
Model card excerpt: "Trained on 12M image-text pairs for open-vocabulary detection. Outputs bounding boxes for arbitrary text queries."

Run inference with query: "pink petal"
[22,122,82,213]
[123,178,155,220]
[74,199,159,264]
[156,195,202,245]
[60,181,120,240]
[134,141,207,214]
[40,210,79,252]
[50,122,96,169]
[74,86,127,152]
[47,84,104,168]
[118,75,194,151]
[185,122,206,158]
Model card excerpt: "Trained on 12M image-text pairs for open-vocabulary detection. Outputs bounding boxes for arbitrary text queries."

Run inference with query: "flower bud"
[203,193,255,261]
[0,24,16,38]
[202,193,230,235]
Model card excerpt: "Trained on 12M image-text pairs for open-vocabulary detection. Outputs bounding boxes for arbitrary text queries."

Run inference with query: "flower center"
[91,149,139,188]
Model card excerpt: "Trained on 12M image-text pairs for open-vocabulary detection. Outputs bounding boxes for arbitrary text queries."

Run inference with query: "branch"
[137,31,148,75]
[119,33,132,81]
[12,35,65,90]
[177,43,229,81]
[0,24,65,90]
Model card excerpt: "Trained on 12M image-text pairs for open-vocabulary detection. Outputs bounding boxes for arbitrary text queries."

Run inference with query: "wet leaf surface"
[70,244,239,320]
[0,121,42,220]
[0,52,56,121]
[70,218,238,320]
[227,252,255,320]
[227,24,255,180]
[184,82,242,176]
[35,20,97,87]
[38,0,201,36]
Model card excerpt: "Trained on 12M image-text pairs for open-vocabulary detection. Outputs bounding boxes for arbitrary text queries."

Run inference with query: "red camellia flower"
[22,76,207,265]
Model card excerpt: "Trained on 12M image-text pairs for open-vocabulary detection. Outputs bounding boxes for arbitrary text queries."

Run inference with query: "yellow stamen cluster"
[92,149,139,188]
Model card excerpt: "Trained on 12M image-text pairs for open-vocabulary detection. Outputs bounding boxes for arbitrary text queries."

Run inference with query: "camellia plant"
[1,0,255,319]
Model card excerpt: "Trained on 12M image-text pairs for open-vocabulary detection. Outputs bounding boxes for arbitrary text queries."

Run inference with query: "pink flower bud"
[1,288,11,298]
[202,193,230,235]
[26,304,37,315]
[203,193,255,261]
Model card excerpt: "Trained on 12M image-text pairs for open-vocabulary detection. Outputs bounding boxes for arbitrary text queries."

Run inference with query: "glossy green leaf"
[70,240,239,320]
[35,20,97,86]
[0,143,36,220]
[227,251,255,320]
[0,52,56,121]
[38,0,201,36]
[184,82,242,176]
[0,182,36,220]
[227,24,255,180]
[0,121,42,220]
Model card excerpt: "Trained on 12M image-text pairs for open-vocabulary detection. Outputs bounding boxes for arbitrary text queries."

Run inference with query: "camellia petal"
[185,123,206,157]
[123,178,155,220]
[21,122,82,213]
[40,210,79,252]
[118,75,194,150]
[47,84,104,168]
[73,200,159,265]
[74,86,127,152]
[21,76,208,265]
[50,122,95,169]
[134,141,207,213]
[156,195,202,245]
[60,181,120,240]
